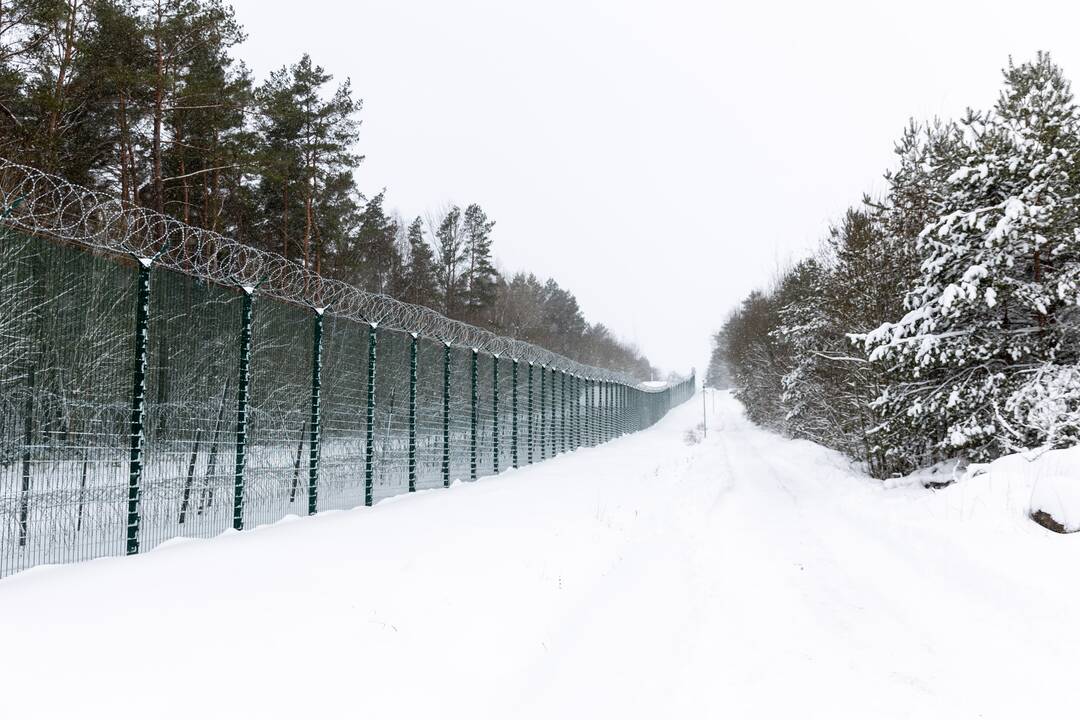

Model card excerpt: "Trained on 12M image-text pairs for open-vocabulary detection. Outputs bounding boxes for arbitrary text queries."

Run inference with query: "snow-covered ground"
[2,391,1079,719]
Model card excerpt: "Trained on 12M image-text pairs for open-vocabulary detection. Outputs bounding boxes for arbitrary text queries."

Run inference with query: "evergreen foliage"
[711,53,1080,476]
[0,0,655,379]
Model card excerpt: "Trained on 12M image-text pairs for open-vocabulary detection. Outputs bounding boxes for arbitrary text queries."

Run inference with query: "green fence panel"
[0,219,694,578]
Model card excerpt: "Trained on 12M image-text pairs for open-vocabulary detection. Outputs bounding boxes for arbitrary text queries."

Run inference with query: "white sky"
[229,0,1080,376]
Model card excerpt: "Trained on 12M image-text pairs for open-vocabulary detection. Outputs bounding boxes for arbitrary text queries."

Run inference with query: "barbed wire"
[0,157,673,389]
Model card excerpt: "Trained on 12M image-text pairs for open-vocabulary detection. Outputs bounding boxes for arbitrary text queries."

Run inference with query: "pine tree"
[461,202,497,324]
[773,257,832,442]
[158,3,251,231]
[862,53,1080,459]
[12,0,102,178]
[401,215,438,307]
[704,331,732,389]
[137,0,243,213]
[848,121,965,471]
[254,53,362,270]
[432,205,466,317]
[721,291,786,430]
[351,190,399,293]
[539,279,586,356]
[0,0,52,159]
[78,0,153,203]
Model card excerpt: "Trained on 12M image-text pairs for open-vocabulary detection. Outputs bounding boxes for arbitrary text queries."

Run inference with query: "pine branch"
[0,100,21,127]
[164,164,240,182]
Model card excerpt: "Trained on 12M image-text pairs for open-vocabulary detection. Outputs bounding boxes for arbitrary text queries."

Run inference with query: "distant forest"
[0,0,655,379]
[709,53,1080,478]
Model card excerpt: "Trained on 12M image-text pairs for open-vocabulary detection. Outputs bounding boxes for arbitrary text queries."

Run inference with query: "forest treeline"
[0,0,655,379]
[708,53,1080,478]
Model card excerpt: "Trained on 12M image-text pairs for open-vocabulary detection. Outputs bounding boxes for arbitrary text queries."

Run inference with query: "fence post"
[569,374,576,450]
[308,307,325,516]
[598,379,603,443]
[539,365,546,461]
[512,359,519,469]
[493,355,500,474]
[552,367,559,455]
[574,377,583,451]
[580,376,586,447]
[587,377,594,446]
[471,348,478,480]
[612,383,617,437]
[233,286,254,531]
[611,383,617,438]
[605,381,610,442]
[443,342,451,488]
[18,366,33,548]
[599,380,605,443]
[585,377,591,446]
[613,382,622,440]
[600,380,605,443]
[586,376,590,445]
[596,379,604,442]
[597,379,601,444]
[603,381,608,441]
[560,370,567,454]
[126,258,153,555]
[582,376,587,445]
[578,375,584,448]
[409,333,418,492]
[600,382,609,444]
[623,384,629,435]
[584,375,591,449]
[526,363,533,465]
[365,323,377,506]
[625,384,630,435]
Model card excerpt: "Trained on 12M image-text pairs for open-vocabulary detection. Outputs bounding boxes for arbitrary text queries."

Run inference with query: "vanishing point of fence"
[0,159,695,579]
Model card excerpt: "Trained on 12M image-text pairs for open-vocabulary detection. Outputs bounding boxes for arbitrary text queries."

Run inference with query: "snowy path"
[2,392,1079,719]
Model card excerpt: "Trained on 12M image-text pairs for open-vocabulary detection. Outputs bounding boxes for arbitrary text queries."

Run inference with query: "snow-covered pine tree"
[852,120,964,471]
[861,53,1080,460]
[775,209,904,477]
[773,257,834,444]
[720,290,786,431]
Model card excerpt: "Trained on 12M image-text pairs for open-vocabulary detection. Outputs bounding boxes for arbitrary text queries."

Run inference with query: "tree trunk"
[45,0,80,169]
[117,91,131,205]
[282,180,289,260]
[178,120,190,224]
[1034,246,1047,329]
[152,0,165,214]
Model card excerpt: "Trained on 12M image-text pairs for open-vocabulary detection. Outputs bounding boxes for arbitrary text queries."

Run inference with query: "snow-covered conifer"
[862,53,1080,459]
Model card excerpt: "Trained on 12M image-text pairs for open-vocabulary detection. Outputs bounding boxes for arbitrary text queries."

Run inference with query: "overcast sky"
[229,0,1080,377]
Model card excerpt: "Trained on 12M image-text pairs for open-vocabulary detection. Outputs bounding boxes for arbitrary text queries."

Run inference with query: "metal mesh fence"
[245,297,315,526]
[372,327,411,502]
[320,312,369,513]
[141,267,241,547]
[415,337,445,490]
[475,352,494,479]
[0,231,135,574]
[0,161,696,578]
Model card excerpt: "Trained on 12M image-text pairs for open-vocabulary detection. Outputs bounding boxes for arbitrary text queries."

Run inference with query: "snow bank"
[887,445,1080,533]
[969,445,1080,533]
[1031,472,1080,532]
[3,392,1080,719]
